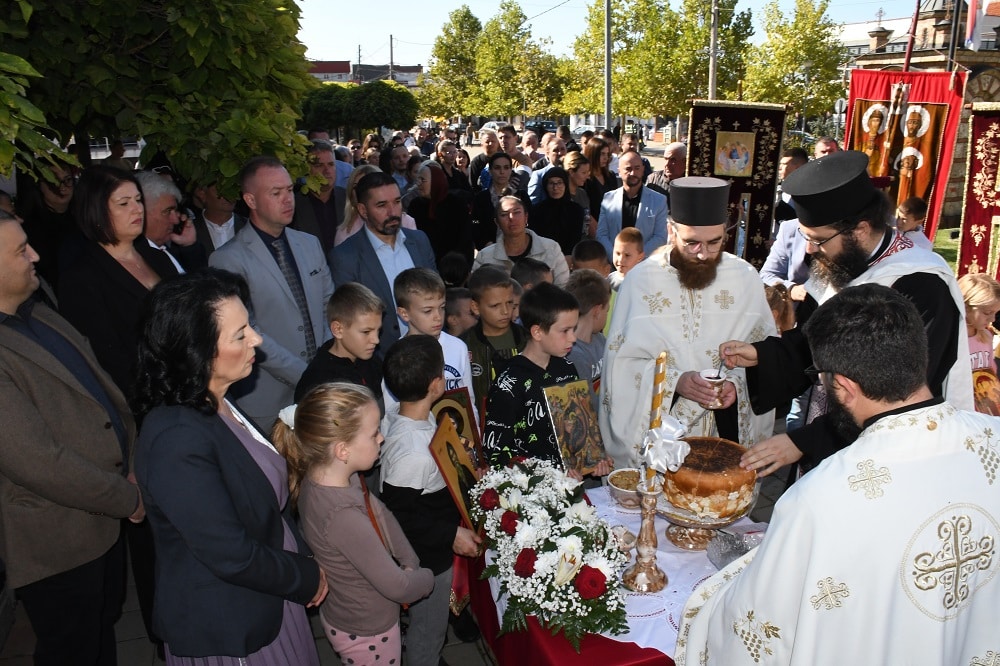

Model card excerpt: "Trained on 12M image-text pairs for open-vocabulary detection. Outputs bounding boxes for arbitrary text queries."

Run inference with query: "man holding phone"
[135,170,206,273]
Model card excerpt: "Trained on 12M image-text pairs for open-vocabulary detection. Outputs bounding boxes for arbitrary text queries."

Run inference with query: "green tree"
[743,0,844,122]
[349,81,419,131]
[417,6,482,119]
[4,0,317,196]
[301,83,355,133]
[565,0,753,119]
[475,1,532,118]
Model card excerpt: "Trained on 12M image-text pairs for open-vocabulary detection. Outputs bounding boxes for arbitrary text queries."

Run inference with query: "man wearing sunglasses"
[722,151,971,477]
[600,176,776,468]
[680,284,999,665]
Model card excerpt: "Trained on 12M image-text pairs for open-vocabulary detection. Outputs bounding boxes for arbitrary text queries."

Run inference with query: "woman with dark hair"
[530,167,585,258]
[361,132,383,156]
[59,166,178,395]
[133,269,326,665]
[436,139,470,192]
[408,164,474,263]
[583,137,618,225]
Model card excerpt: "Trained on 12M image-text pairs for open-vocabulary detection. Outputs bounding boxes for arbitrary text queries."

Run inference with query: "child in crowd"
[895,197,933,249]
[571,239,612,276]
[605,227,645,336]
[445,287,478,338]
[764,283,796,333]
[565,269,611,413]
[460,266,527,404]
[439,250,471,288]
[380,336,483,666]
[483,282,582,468]
[274,383,433,666]
[510,257,554,292]
[959,273,1000,379]
[295,282,385,415]
[387,268,477,422]
[510,278,524,325]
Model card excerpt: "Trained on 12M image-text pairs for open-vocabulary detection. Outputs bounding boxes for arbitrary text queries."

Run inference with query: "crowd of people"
[1,118,998,666]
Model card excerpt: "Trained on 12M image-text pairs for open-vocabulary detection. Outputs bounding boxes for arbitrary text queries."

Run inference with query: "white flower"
[564,500,596,524]
[500,488,523,511]
[510,469,529,488]
[554,551,584,586]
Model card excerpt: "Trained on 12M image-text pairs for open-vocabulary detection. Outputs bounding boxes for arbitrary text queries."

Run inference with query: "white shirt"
[204,214,237,250]
[364,226,415,334]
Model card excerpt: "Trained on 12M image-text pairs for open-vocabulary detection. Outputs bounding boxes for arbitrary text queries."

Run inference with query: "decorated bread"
[663,437,756,519]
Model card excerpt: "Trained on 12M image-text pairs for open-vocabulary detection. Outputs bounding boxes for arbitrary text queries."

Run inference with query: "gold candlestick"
[622,480,667,593]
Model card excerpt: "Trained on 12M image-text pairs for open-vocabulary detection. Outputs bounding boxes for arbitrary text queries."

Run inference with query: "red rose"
[513,548,537,577]
[508,456,529,467]
[499,510,519,536]
[574,565,608,600]
[479,488,500,510]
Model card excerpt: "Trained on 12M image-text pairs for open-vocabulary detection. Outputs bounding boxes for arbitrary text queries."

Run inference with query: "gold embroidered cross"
[848,459,892,499]
[912,515,995,610]
[714,290,734,310]
[809,577,850,610]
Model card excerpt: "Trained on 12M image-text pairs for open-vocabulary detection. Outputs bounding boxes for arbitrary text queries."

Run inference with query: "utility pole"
[708,0,719,99]
[389,34,394,81]
[357,45,362,82]
[604,0,612,127]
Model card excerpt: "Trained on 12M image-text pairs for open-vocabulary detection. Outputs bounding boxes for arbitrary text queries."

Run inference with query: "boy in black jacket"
[482,282,581,469]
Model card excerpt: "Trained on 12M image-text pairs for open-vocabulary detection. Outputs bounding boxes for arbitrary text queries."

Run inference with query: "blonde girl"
[273,383,433,666]
[958,273,1000,375]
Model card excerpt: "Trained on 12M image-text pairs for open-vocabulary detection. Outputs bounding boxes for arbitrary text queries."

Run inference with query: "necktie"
[271,239,317,358]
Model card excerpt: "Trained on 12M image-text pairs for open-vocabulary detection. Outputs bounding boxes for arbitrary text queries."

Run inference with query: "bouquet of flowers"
[470,458,629,650]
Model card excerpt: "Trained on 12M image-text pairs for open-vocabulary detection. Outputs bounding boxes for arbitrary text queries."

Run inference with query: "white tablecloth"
[489,486,767,656]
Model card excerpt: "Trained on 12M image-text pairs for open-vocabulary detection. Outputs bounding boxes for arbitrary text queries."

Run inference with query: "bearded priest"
[676,284,1000,666]
[599,176,776,468]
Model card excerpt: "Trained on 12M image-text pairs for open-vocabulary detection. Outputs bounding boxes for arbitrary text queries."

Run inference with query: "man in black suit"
[292,140,347,254]
[192,182,247,254]
[329,172,437,351]
[135,171,207,272]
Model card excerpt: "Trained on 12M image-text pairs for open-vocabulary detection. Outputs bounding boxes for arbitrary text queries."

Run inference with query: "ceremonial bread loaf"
[663,437,756,519]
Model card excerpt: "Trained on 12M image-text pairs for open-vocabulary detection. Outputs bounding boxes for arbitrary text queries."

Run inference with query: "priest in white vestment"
[677,285,1000,665]
[599,177,775,467]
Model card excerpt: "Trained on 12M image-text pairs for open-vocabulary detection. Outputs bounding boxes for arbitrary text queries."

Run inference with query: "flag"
[967,0,984,50]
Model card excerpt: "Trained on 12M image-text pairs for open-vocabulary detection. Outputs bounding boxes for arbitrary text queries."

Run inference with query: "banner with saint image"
[957,103,1000,278]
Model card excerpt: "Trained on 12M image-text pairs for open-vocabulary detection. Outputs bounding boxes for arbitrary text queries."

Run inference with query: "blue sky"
[296,0,923,67]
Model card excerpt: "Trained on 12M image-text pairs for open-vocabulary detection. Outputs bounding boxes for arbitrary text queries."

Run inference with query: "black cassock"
[745,271,960,470]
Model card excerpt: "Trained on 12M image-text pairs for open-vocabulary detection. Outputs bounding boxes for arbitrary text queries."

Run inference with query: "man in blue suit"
[328,172,436,351]
[596,150,669,257]
[210,156,335,430]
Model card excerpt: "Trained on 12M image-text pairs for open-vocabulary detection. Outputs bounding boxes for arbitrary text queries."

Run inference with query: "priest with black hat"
[721,150,972,477]
[599,176,776,468]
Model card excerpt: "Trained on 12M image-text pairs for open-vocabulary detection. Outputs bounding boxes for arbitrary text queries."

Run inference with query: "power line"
[525,0,573,23]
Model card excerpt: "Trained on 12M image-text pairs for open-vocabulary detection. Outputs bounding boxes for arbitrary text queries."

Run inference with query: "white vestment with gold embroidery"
[676,402,1000,665]
[599,251,776,467]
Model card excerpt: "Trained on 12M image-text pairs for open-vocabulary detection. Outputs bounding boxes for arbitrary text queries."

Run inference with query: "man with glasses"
[19,161,77,289]
[600,177,776,468]
[680,284,999,666]
[722,151,971,477]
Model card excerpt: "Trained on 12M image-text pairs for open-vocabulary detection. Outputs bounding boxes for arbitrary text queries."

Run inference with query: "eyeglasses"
[672,223,738,253]
[53,176,76,189]
[151,165,173,175]
[804,365,830,380]
[797,225,855,248]
[349,145,361,150]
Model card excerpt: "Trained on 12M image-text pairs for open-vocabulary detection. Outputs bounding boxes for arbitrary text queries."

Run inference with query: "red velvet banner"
[957,104,1000,278]
[845,69,967,240]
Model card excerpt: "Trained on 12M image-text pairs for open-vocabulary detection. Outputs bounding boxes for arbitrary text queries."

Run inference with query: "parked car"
[525,119,558,138]
[571,124,605,140]
[785,130,815,147]
[480,121,503,133]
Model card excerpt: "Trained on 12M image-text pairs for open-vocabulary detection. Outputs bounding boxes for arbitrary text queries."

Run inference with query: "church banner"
[845,69,967,241]
[686,100,787,269]
[957,103,1000,278]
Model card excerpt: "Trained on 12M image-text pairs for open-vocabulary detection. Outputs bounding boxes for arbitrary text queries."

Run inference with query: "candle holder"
[622,480,668,593]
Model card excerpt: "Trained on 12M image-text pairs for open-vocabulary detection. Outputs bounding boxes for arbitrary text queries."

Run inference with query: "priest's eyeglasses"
[673,223,738,253]
[797,225,855,248]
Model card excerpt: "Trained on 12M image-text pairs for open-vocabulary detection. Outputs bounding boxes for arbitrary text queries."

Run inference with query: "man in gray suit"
[210,156,335,429]
[596,150,669,257]
[329,172,436,351]
[0,211,144,665]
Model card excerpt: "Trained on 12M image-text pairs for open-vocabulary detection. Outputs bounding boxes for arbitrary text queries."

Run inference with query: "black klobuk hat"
[782,150,879,228]
[667,177,731,227]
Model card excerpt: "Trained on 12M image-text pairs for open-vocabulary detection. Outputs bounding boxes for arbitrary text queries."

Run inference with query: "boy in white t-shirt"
[383,268,479,427]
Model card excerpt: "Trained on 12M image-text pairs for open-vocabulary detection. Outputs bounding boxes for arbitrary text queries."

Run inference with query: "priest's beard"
[809,233,870,290]
[670,246,723,290]
[824,384,863,443]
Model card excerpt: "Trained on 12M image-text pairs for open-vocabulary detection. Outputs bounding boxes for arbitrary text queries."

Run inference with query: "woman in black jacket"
[530,167,585,258]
